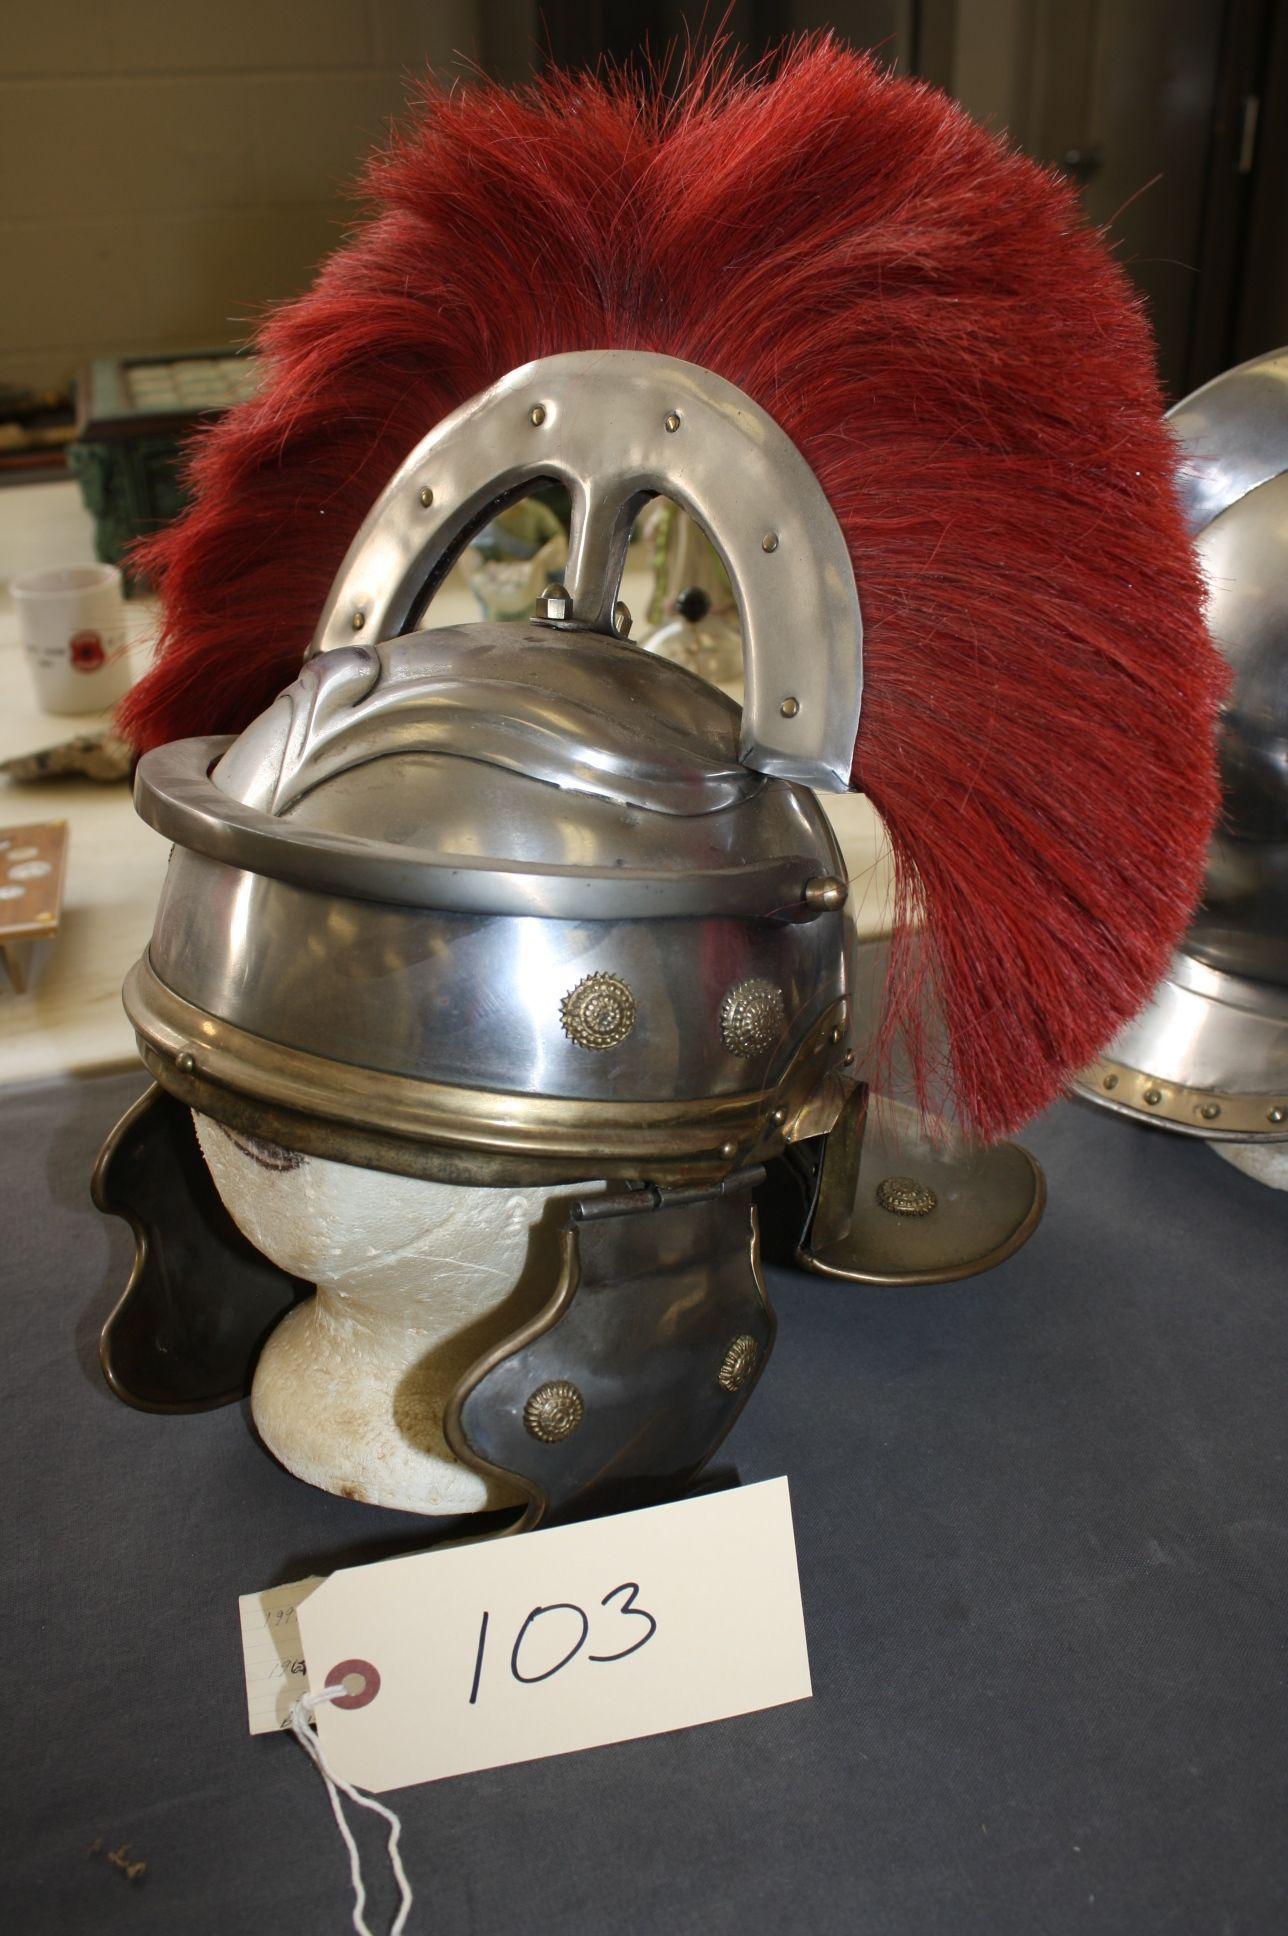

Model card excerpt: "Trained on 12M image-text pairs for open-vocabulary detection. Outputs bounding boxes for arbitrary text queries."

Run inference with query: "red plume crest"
[121,41,1224,1140]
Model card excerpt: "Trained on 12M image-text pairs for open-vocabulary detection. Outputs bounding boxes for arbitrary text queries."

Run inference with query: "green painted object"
[69,351,258,588]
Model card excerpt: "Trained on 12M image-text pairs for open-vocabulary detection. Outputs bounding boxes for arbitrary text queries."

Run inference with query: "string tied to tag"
[289,1683,413,1936]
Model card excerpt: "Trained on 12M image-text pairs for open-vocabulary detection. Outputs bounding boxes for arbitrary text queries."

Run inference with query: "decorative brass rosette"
[875,1175,937,1217]
[522,1380,586,1442]
[717,1334,760,1393]
[560,972,636,1051]
[719,978,787,1058]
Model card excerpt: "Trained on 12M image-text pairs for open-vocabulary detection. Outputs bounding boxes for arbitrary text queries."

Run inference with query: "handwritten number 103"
[469,1582,657,1702]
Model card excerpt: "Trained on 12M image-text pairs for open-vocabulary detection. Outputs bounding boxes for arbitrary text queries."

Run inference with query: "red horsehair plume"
[120,41,1224,1141]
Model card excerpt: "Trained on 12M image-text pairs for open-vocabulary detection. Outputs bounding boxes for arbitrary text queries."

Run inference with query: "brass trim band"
[126,954,851,1185]
[1074,1058,1288,1141]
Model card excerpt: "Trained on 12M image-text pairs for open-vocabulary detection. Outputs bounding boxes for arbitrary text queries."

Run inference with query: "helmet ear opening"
[92,1085,307,1412]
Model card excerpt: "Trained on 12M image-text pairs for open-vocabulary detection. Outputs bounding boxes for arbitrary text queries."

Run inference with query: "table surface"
[5,1069,1285,1935]
[0,482,893,1086]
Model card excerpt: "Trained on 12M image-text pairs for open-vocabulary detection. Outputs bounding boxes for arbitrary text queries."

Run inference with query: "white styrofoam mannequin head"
[194,1113,595,1515]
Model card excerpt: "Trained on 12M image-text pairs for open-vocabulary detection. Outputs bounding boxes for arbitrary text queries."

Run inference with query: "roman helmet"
[1074,348,1288,1153]
[92,45,1224,1526]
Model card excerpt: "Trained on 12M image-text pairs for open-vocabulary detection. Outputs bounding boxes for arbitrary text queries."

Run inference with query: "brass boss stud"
[717,1336,760,1394]
[876,1175,937,1217]
[523,1381,584,1442]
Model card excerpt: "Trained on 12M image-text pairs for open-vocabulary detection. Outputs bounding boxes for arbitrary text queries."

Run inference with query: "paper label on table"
[238,1575,324,1733]
[294,1477,811,1793]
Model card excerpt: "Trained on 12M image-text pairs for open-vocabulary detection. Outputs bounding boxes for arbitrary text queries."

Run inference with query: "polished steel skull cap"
[127,621,855,1185]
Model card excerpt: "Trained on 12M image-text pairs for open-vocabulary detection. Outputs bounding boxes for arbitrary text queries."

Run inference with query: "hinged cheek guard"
[447,1174,775,1529]
[96,1088,773,1525]
[758,1085,1046,1287]
[93,1086,306,1413]
[93,350,1045,1525]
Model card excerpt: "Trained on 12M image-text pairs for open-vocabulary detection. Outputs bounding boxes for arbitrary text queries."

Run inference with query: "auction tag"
[239,1575,324,1733]
[294,1477,810,1793]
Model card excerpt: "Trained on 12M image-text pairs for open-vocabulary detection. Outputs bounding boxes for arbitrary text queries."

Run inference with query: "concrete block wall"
[0,1,536,392]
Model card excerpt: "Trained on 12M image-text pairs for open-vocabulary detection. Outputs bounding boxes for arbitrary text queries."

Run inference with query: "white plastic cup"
[11,562,133,715]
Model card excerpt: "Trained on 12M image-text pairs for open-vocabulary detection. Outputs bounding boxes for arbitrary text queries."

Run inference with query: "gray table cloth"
[4,1070,1285,1933]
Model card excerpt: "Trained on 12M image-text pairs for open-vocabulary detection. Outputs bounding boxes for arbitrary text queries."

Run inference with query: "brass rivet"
[771,1107,786,1126]
[1199,1102,1221,1121]
[780,696,800,719]
[350,610,365,632]
[842,1049,855,1067]
[831,1025,844,1045]
[717,1335,760,1394]
[876,1175,937,1218]
[762,532,779,553]
[418,485,434,508]
[1103,1073,1119,1091]
[175,1050,197,1075]
[1144,1088,1163,1106]
[720,1140,737,1160]
[529,404,547,426]
[1269,1106,1286,1125]
[523,1381,583,1443]
[613,601,631,638]
[664,410,681,432]
[804,875,847,912]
